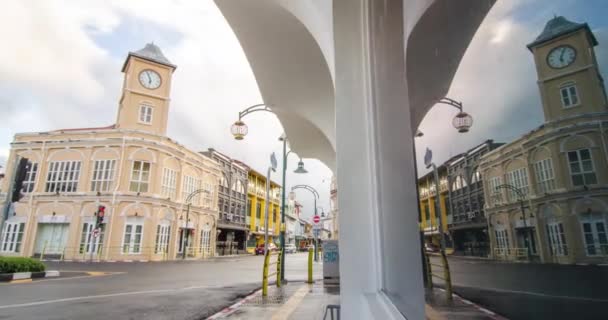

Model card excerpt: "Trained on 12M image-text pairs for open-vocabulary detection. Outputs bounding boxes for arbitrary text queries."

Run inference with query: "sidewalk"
[208,280,507,320]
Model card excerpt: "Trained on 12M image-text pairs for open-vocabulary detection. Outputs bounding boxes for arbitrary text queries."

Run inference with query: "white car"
[284,244,297,254]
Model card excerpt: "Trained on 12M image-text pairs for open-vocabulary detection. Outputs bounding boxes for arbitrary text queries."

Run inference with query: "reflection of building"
[447,140,503,257]
[418,166,450,249]
[481,17,608,264]
[245,169,281,252]
[285,191,303,246]
[200,149,248,255]
[329,175,339,240]
[0,44,220,261]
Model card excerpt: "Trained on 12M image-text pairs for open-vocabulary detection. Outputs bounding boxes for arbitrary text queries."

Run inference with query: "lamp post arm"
[437,97,463,112]
[238,103,273,120]
[291,185,319,199]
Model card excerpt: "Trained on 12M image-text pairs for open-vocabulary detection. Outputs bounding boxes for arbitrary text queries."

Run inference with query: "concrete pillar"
[334,0,424,318]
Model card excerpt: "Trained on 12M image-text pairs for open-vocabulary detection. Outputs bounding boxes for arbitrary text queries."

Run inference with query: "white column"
[334,0,424,319]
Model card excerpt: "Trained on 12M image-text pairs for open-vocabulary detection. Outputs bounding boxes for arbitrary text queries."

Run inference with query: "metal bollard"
[307,247,313,284]
[276,249,282,287]
[441,251,453,302]
[262,250,270,296]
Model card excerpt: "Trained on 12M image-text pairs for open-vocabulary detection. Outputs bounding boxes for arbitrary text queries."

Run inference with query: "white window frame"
[546,221,567,256]
[494,228,510,254]
[182,175,201,204]
[129,161,151,193]
[122,218,144,254]
[139,104,153,124]
[580,212,608,256]
[23,161,38,193]
[155,223,171,254]
[80,222,104,254]
[45,160,82,193]
[487,176,503,205]
[200,229,211,256]
[161,168,177,199]
[505,167,529,201]
[567,149,597,187]
[560,84,580,108]
[0,222,25,253]
[91,159,116,192]
[534,158,555,194]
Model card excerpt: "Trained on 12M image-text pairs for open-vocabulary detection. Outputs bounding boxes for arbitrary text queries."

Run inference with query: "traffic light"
[11,158,30,203]
[96,205,106,227]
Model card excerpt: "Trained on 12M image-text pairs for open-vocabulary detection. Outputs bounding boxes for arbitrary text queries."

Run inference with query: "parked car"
[285,244,297,254]
[254,243,278,255]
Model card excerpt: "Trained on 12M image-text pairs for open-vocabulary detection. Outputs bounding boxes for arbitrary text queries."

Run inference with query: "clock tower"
[117,43,177,136]
[528,16,607,122]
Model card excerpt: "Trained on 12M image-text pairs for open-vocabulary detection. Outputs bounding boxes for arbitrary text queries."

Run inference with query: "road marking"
[0,285,217,309]
[271,284,310,320]
[452,283,608,303]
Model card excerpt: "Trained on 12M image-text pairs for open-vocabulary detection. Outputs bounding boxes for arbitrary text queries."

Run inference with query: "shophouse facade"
[245,168,281,252]
[418,165,451,249]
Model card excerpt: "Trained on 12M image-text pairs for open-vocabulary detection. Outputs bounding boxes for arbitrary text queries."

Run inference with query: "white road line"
[453,283,608,303]
[0,285,220,309]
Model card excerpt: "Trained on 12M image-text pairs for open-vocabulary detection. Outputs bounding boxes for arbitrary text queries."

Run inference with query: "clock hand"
[147,73,151,84]
[559,48,565,62]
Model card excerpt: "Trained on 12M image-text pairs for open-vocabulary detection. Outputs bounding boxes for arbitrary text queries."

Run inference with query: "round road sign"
[313,215,320,224]
[93,228,100,238]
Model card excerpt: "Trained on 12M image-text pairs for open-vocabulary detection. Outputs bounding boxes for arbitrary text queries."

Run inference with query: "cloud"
[0,0,333,215]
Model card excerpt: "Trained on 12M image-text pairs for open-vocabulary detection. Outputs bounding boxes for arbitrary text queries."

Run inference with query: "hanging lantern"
[452,111,473,133]
[293,159,308,174]
[230,120,248,140]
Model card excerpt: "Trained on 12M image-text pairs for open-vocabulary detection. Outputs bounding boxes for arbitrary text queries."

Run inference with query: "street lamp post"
[181,188,211,260]
[496,184,533,261]
[231,104,308,281]
[291,185,320,261]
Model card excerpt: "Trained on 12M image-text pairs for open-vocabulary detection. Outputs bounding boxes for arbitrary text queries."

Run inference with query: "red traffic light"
[98,205,106,217]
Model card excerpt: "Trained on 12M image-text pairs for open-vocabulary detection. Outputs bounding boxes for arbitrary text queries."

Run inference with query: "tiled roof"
[122,43,176,71]
[527,16,597,49]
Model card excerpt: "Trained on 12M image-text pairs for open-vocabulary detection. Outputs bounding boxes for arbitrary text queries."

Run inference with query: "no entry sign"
[313,215,320,224]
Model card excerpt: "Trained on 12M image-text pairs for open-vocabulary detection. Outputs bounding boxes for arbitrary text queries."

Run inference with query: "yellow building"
[0,44,221,261]
[245,168,281,252]
[418,165,451,250]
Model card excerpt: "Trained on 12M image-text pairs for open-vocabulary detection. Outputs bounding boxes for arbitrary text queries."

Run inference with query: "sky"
[0,1,606,219]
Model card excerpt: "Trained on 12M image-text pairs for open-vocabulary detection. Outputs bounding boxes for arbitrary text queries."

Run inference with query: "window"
[182,175,201,203]
[46,161,82,193]
[139,105,153,124]
[122,218,144,254]
[505,167,529,201]
[273,207,277,223]
[487,176,503,205]
[495,229,510,254]
[568,149,597,186]
[22,161,38,193]
[560,84,579,108]
[0,222,25,253]
[154,224,171,254]
[471,171,481,184]
[256,203,261,219]
[129,161,150,193]
[80,222,104,254]
[534,158,555,193]
[200,229,211,256]
[202,183,214,209]
[546,222,568,256]
[91,159,116,192]
[161,168,177,199]
[580,212,607,256]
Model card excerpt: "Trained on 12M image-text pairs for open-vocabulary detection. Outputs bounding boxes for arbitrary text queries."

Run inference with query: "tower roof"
[122,43,176,71]
[527,16,597,50]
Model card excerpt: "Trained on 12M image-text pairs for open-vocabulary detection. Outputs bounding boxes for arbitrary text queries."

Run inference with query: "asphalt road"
[0,253,321,320]
[430,255,608,320]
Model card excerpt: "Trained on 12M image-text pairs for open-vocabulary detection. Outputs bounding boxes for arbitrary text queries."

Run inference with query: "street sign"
[93,228,100,238]
[313,215,320,224]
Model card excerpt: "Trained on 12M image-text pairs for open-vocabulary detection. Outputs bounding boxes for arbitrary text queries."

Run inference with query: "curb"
[206,287,262,319]
[0,270,60,282]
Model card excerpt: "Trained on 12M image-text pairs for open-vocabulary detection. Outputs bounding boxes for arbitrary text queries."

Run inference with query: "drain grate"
[243,295,286,306]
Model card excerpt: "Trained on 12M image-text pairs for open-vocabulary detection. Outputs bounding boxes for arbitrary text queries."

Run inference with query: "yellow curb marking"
[271,284,310,320]
[8,279,32,284]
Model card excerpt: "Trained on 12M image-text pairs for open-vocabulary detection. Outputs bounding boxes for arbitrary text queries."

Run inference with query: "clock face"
[547,45,576,69]
[138,69,161,89]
